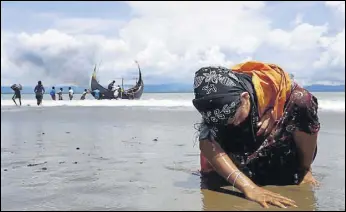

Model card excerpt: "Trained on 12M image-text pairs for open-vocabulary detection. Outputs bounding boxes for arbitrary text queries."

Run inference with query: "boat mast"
[134,60,140,84]
[121,78,124,91]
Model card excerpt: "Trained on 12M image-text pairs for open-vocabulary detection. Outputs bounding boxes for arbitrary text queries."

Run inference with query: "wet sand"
[1,107,345,211]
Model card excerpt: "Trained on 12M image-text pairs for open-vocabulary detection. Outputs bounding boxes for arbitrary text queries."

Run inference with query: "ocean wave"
[1,99,344,112]
[317,100,345,112]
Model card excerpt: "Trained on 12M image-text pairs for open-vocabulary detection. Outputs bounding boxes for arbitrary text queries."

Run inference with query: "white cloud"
[54,17,125,34]
[291,13,304,26]
[306,1,346,83]
[314,29,345,68]
[325,1,345,15]
[1,1,345,86]
[269,23,328,51]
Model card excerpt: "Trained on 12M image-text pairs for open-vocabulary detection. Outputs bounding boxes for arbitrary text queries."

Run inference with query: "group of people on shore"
[107,80,123,99]
[10,81,47,106]
[10,81,92,106]
[10,80,125,106]
[49,86,90,101]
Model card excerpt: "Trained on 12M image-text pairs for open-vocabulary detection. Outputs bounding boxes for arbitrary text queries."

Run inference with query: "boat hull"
[90,64,144,100]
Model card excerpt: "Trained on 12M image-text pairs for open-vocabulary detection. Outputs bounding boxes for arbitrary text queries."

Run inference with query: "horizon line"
[1,83,345,87]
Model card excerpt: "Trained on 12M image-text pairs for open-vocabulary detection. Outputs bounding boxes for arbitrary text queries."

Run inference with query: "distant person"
[108,80,116,91]
[119,86,124,99]
[93,88,100,100]
[57,88,63,100]
[68,87,74,100]
[114,85,121,99]
[34,81,45,106]
[50,86,56,100]
[80,89,88,100]
[10,84,22,106]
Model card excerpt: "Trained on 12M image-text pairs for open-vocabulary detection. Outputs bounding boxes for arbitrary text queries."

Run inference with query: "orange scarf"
[231,61,292,120]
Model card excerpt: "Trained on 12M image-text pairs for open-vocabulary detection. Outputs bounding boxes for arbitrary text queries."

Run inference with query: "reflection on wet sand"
[1,107,343,210]
[200,174,316,211]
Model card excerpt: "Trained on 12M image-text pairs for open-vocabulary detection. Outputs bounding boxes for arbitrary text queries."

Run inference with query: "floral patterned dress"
[199,83,320,186]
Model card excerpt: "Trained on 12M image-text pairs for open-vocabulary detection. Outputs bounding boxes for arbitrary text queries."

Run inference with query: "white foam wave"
[0,99,194,108]
[1,99,344,112]
[318,100,345,112]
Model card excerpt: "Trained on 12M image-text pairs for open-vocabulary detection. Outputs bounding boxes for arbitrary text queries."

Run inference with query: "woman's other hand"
[299,170,320,186]
[257,109,276,136]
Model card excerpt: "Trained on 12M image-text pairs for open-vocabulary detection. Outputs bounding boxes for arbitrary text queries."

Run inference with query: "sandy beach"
[1,102,344,211]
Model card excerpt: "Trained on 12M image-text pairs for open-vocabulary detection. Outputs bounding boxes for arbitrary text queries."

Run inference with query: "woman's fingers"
[264,127,271,136]
[312,179,320,187]
[264,196,298,208]
[268,122,275,135]
[259,200,269,209]
[269,199,287,208]
[276,199,298,207]
[265,191,297,205]
[257,120,268,135]
[270,193,296,204]
[253,188,299,209]
[264,118,276,136]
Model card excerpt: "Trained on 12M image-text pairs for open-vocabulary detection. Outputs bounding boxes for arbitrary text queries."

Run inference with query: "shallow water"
[1,107,345,211]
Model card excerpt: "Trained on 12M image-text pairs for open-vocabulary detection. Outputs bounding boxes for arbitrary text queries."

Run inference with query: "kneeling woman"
[192,61,320,208]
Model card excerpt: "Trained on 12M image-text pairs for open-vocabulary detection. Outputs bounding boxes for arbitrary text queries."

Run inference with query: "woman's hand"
[244,186,298,209]
[257,108,276,136]
[299,169,320,186]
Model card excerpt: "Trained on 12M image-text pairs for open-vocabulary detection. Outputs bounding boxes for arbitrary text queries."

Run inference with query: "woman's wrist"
[239,179,257,194]
[242,182,257,194]
[225,171,257,193]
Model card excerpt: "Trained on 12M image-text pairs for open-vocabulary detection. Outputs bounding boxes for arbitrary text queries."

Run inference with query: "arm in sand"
[200,138,297,209]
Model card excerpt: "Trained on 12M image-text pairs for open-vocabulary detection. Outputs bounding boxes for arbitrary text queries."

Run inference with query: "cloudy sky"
[1,1,345,86]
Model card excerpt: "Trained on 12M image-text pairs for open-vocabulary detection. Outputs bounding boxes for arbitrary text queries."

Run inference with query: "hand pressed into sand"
[243,185,298,209]
[299,170,320,186]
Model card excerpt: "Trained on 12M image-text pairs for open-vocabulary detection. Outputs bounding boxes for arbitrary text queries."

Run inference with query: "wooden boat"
[90,61,144,100]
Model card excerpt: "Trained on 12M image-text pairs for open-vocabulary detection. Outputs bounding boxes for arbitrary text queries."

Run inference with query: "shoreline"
[1,106,344,211]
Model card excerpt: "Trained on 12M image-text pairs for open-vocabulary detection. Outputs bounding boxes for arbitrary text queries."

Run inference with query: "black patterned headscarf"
[192,66,248,126]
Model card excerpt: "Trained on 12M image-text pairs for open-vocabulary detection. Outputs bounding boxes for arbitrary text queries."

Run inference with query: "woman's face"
[227,92,251,126]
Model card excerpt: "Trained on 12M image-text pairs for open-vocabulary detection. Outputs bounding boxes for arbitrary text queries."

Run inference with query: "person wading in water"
[11,84,22,106]
[34,81,45,106]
